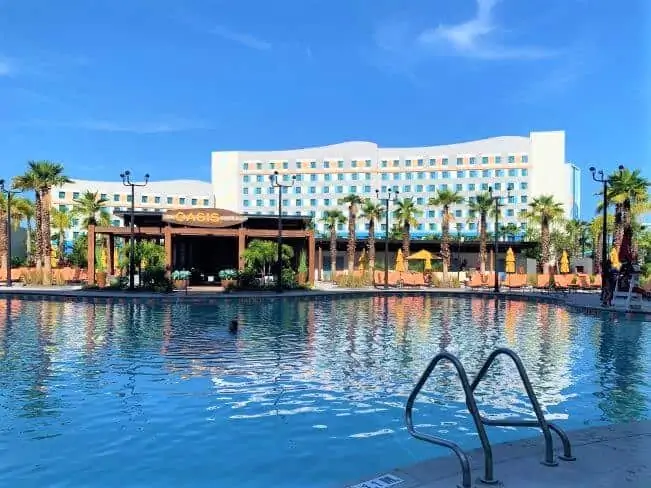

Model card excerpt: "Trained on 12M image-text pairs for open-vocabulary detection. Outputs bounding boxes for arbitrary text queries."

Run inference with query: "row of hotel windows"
[325,221,527,233]
[57,191,211,207]
[242,155,527,170]
[244,182,528,196]
[244,197,529,209]
[242,168,528,183]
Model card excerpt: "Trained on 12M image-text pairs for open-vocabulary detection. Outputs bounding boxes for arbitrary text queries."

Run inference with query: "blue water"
[0,295,650,488]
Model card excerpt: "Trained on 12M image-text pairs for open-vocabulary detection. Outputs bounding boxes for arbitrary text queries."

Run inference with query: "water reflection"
[0,296,649,487]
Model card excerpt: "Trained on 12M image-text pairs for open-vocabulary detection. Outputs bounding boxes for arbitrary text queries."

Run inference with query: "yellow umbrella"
[406,249,438,271]
[609,246,620,270]
[358,248,368,271]
[505,247,516,274]
[559,250,570,274]
[395,249,406,273]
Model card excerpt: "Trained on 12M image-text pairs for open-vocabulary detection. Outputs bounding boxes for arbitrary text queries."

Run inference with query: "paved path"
[344,421,651,488]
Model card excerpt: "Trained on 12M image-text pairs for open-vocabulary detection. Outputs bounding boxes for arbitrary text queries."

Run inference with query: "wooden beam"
[238,228,246,270]
[88,225,96,285]
[107,234,115,275]
[308,233,316,284]
[164,226,172,274]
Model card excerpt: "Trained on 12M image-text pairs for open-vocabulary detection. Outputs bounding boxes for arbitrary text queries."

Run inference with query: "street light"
[269,171,296,292]
[120,170,150,291]
[0,179,21,288]
[589,164,624,298]
[376,188,399,290]
[488,184,512,293]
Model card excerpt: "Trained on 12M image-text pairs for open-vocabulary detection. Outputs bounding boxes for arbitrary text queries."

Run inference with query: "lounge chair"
[535,274,551,292]
[504,274,527,291]
[467,272,487,289]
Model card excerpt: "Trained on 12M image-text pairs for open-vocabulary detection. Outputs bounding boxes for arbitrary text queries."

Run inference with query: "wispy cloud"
[418,0,557,60]
[211,25,272,51]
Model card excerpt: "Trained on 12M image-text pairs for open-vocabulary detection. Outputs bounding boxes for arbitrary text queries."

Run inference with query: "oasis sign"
[162,208,248,228]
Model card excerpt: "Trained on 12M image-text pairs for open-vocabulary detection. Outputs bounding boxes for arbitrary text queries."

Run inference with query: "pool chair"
[552,275,570,293]
[535,274,552,292]
[504,274,527,291]
[467,272,487,289]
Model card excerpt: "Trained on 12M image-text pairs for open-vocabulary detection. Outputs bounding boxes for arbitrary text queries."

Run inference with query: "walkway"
[344,421,651,488]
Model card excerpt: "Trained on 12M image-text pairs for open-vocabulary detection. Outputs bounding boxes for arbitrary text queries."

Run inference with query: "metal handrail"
[469,347,576,465]
[405,352,499,488]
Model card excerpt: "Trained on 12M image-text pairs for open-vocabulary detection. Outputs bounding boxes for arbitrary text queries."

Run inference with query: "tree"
[501,223,519,241]
[12,197,35,264]
[242,239,293,277]
[429,189,464,279]
[338,194,364,273]
[393,197,422,258]
[320,209,346,280]
[602,169,649,252]
[0,193,33,272]
[72,191,110,228]
[590,214,615,274]
[50,207,71,266]
[527,195,565,270]
[12,170,43,270]
[360,199,384,271]
[69,233,88,267]
[468,192,493,273]
[563,219,589,259]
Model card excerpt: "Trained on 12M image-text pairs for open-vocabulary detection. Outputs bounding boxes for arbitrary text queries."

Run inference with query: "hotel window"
[351,160,357,168]
[256,175,264,183]
[496,169,505,177]
[309,210,315,217]
[282,199,289,206]
[508,155,515,163]
[282,162,289,169]
[521,169,528,176]
[324,198,331,206]
[393,173,401,180]
[469,157,476,165]
[310,161,316,169]
[203,199,209,206]
[270,199,276,206]
[468,196,475,204]
[403,185,411,192]
[58,204,66,211]
[256,199,263,206]
[364,185,371,192]
[469,222,476,231]
[495,156,502,164]
[349,186,357,193]
[440,184,448,190]
[417,159,424,166]
[310,174,317,181]
[468,170,477,178]
[406,173,413,180]
[455,210,462,218]
[282,174,290,182]
[429,223,436,230]
[443,158,451,166]
[482,156,489,164]
[141,195,148,203]
[337,174,344,181]
[295,175,303,182]
[522,155,529,163]
[323,161,330,169]
[381,185,387,193]
[405,159,412,167]
[255,188,262,195]
[520,182,528,190]
[126,195,132,202]
[323,186,330,193]
[427,185,435,192]
[336,186,343,193]
[269,162,276,169]
[507,209,514,217]
[508,195,516,204]
[365,173,371,180]
[456,184,463,192]
[243,163,249,170]
[309,187,316,194]
[111,219,120,227]
[179,197,186,204]
[429,158,436,166]
[428,172,436,179]
[167,197,173,204]
[325,174,332,181]
[381,174,389,181]
[482,170,492,177]
[456,157,463,165]
[392,160,399,167]
[365,160,372,167]
[337,160,344,168]
[468,183,475,191]
[295,199,302,206]
[494,183,501,190]
[427,210,435,218]
[72,231,79,239]
[416,172,424,179]
[337,223,344,231]
[243,175,250,183]
[442,171,450,178]
[417,224,424,231]
[255,162,262,170]
[508,169,517,176]
[243,200,250,207]
[310,199,317,206]
[469,210,476,219]
[58,191,65,198]
[295,161,301,169]
[457,170,465,178]
[381,160,388,167]
[416,184,423,192]
[72,192,80,199]
[391,185,399,192]
[521,196,528,204]
[154,196,161,204]
[282,187,288,194]
[481,183,489,191]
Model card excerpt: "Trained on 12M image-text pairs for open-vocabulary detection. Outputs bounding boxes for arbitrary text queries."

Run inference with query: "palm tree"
[360,199,384,271]
[393,197,422,258]
[12,197,35,264]
[604,169,650,251]
[468,192,493,273]
[527,195,565,270]
[429,189,464,278]
[338,194,364,273]
[590,215,614,274]
[320,209,346,280]
[50,207,71,266]
[12,170,42,269]
[72,191,110,228]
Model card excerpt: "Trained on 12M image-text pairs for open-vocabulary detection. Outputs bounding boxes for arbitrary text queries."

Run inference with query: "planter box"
[221,279,236,289]
[96,271,108,288]
[173,279,189,290]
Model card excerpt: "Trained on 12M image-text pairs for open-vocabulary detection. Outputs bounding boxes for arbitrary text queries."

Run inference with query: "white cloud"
[418,0,557,60]
[211,25,272,51]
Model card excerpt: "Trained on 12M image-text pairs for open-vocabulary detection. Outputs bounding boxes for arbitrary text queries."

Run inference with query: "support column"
[108,235,115,275]
[238,228,246,270]
[317,246,323,281]
[164,226,173,274]
[308,232,316,284]
[88,225,96,285]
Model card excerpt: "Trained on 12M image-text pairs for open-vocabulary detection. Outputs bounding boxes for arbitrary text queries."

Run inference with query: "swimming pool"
[0,295,649,487]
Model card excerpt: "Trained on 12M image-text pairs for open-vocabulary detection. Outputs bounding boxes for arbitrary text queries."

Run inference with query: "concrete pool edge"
[0,286,649,320]
[342,420,651,488]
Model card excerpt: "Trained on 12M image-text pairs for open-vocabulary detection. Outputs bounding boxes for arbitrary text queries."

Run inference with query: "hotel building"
[51,179,214,244]
[211,131,581,238]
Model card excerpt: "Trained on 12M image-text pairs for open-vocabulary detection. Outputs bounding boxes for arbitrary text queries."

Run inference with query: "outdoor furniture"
[504,274,527,291]
[535,274,551,291]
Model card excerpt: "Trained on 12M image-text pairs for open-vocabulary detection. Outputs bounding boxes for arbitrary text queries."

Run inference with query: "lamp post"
[589,164,624,298]
[456,227,462,279]
[0,180,21,288]
[376,188,399,290]
[270,171,296,292]
[120,171,150,291]
[488,184,512,293]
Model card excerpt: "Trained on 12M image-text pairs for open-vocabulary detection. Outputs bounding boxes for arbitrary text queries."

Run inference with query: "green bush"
[140,266,173,293]
[218,268,238,280]
[334,273,373,288]
[527,274,538,287]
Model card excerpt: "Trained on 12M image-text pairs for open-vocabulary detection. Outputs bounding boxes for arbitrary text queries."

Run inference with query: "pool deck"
[344,421,651,488]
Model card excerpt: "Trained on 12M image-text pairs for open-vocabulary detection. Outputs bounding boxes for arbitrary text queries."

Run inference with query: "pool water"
[0,295,649,487]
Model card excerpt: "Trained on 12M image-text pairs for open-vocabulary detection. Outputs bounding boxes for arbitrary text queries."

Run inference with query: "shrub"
[527,274,538,287]
[236,268,259,289]
[298,251,308,275]
[140,266,173,293]
[334,273,373,288]
[51,270,66,286]
[281,267,298,289]
[218,268,238,280]
[22,269,45,286]
[171,270,191,280]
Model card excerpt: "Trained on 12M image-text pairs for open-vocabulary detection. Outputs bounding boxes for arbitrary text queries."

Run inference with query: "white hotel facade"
[53,130,580,242]
[212,131,580,238]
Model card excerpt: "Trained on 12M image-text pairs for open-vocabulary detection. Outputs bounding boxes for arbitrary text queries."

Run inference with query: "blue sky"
[1,0,649,217]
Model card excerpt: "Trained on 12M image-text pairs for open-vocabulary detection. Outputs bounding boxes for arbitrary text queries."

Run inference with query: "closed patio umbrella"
[559,250,570,274]
[505,247,516,274]
[395,249,406,273]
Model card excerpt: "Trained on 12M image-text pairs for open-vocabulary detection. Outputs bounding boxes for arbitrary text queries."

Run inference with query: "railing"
[405,347,575,488]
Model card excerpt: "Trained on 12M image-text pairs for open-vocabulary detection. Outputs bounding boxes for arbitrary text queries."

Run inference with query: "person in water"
[229,319,238,334]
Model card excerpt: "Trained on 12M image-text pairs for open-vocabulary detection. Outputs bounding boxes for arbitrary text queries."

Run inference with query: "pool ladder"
[405,348,576,488]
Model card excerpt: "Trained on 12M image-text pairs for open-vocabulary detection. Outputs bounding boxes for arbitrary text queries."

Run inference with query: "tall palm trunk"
[441,207,451,279]
[479,211,487,273]
[367,218,376,270]
[540,219,551,268]
[347,207,356,273]
[402,223,410,257]
[25,219,33,264]
[0,209,7,277]
[58,228,65,266]
[41,189,52,284]
[613,202,624,250]
[594,233,603,274]
[329,228,337,281]
[34,192,43,270]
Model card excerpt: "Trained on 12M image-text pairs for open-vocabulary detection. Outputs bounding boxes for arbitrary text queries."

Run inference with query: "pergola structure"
[87,208,315,285]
